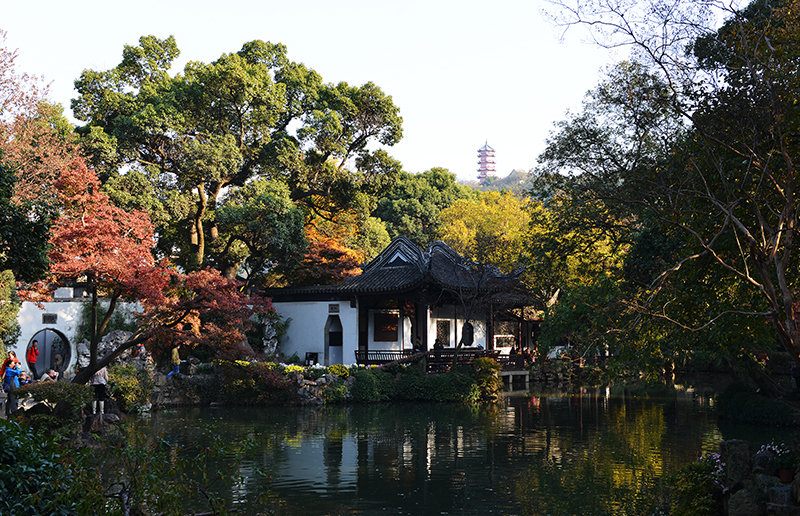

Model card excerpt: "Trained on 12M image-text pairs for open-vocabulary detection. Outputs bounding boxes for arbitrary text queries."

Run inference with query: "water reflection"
[135,388,791,515]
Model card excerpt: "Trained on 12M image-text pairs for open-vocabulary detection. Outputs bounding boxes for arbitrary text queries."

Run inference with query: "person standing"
[3,362,21,416]
[26,340,40,379]
[166,344,181,380]
[0,351,20,386]
[89,366,108,415]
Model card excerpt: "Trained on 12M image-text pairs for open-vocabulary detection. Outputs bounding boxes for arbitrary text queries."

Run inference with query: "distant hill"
[461,169,534,195]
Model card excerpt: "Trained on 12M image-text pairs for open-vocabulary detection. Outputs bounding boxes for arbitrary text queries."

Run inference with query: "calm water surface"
[134,387,796,515]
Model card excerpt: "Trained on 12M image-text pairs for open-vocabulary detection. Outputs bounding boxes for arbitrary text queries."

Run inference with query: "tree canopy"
[438,191,530,274]
[536,0,800,383]
[74,35,403,280]
[373,167,476,247]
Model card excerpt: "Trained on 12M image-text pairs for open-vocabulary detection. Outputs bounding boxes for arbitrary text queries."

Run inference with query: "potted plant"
[762,441,797,483]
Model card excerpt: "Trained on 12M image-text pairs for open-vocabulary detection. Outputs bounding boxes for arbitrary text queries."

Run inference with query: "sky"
[2,0,617,183]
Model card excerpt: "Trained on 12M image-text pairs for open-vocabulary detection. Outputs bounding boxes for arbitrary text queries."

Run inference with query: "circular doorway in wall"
[27,329,71,380]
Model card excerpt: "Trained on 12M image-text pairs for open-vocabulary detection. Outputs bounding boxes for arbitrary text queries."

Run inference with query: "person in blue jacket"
[3,362,21,416]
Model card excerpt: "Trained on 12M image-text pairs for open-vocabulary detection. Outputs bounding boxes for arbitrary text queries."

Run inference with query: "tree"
[290,222,366,287]
[437,191,530,273]
[23,158,270,384]
[543,0,800,382]
[0,30,78,205]
[213,178,307,286]
[74,36,403,276]
[374,167,477,247]
[0,159,52,282]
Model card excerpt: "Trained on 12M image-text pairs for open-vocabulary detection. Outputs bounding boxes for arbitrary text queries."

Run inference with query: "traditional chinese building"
[268,237,537,366]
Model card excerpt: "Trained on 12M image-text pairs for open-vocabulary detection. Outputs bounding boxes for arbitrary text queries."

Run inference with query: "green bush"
[321,379,348,403]
[668,454,724,516]
[427,371,479,402]
[373,369,396,400]
[394,367,478,402]
[0,420,87,514]
[16,381,91,418]
[395,366,427,400]
[217,360,296,405]
[109,364,154,413]
[351,369,382,402]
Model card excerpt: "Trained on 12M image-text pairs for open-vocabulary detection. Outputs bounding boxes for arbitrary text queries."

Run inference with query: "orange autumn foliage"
[292,226,364,286]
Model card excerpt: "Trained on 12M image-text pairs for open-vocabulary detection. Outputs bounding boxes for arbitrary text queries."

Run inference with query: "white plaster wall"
[15,300,84,374]
[428,305,488,348]
[272,301,358,365]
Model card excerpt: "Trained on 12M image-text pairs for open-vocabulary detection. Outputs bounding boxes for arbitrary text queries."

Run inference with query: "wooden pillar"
[488,303,495,350]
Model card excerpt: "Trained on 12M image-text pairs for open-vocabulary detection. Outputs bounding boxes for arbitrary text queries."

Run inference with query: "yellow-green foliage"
[471,357,502,401]
[327,363,349,378]
[109,364,155,413]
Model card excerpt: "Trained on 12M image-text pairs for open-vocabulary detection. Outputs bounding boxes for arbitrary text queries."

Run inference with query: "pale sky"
[2,0,615,182]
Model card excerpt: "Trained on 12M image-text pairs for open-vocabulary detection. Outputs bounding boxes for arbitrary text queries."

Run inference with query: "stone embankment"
[721,439,800,516]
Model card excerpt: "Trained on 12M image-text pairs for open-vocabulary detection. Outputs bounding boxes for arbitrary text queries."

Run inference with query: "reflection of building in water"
[266,409,493,510]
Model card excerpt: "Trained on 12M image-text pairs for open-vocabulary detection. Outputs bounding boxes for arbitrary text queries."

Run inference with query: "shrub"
[284,364,304,374]
[471,357,502,401]
[328,363,349,378]
[373,369,396,400]
[17,376,92,431]
[321,379,348,403]
[395,366,427,400]
[427,371,479,402]
[217,360,295,405]
[0,419,86,514]
[282,352,301,364]
[351,369,382,402]
[109,364,154,413]
[394,367,478,402]
[668,453,724,516]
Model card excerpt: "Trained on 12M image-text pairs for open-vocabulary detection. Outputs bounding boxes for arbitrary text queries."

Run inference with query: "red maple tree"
[25,158,272,383]
[0,30,75,204]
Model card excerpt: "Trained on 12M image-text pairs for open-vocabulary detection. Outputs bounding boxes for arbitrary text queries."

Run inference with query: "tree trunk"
[190,183,208,269]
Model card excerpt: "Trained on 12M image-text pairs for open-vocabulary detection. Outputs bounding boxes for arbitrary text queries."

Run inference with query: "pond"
[132,386,796,515]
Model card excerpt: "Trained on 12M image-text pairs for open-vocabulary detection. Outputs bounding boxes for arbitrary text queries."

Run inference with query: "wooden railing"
[354,348,527,373]
[354,349,416,365]
[495,354,526,371]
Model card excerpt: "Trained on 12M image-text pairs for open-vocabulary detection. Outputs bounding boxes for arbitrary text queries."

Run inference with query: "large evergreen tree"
[74,36,403,277]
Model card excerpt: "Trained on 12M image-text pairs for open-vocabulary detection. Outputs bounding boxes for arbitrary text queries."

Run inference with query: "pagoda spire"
[477,141,495,184]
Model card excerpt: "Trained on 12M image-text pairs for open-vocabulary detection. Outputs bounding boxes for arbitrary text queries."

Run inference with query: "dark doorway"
[325,315,343,365]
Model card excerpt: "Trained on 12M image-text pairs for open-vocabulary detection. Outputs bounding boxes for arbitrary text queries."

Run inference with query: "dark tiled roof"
[336,263,423,293]
[267,236,525,300]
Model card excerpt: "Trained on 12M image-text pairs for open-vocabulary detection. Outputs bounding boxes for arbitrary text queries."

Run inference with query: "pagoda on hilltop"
[477,142,496,184]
